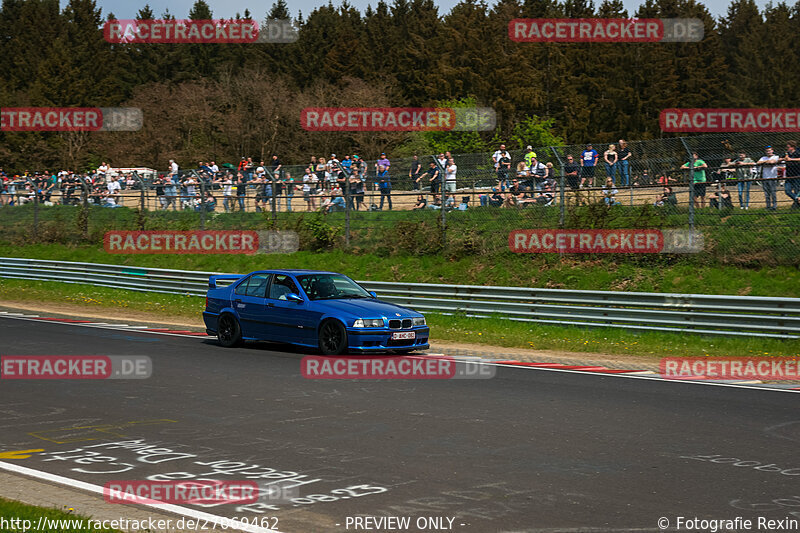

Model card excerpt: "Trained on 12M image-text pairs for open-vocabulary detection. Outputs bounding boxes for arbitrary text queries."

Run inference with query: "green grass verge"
[2,278,797,359]
[0,497,121,532]
[0,243,798,297]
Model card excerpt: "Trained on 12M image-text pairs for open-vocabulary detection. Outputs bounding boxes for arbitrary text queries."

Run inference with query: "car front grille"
[388,319,413,329]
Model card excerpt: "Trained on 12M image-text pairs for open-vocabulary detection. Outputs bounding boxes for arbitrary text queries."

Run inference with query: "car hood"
[311,298,422,318]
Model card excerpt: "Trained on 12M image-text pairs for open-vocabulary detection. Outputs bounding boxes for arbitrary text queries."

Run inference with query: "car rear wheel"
[217,314,242,347]
[319,320,348,355]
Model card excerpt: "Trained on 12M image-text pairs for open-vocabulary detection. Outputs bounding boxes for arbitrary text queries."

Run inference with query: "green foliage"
[510,115,564,152]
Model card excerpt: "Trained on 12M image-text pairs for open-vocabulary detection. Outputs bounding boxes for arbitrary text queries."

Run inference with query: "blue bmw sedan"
[203,270,430,354]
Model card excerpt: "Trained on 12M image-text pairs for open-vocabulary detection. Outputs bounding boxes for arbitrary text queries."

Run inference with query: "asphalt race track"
[1,315,799,533]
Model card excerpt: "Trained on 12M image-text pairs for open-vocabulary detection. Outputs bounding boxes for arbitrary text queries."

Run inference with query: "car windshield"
[297,273,372,301]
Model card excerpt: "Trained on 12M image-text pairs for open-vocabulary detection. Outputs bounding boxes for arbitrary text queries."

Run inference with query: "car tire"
[318,320,348,355]
[217,314,242,347]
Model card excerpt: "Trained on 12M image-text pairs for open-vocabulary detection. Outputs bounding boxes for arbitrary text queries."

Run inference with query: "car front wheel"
[319,320,348,355]
[217,314,242,347]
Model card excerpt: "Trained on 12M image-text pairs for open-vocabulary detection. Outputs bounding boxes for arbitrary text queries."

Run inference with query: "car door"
[262,274,318,344]
[232,273,272,339]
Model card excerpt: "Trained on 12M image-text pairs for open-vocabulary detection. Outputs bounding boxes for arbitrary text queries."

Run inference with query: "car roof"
[250,269,339,276]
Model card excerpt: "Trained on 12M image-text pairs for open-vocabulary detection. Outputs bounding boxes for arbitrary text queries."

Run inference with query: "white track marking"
[0,461,282,533]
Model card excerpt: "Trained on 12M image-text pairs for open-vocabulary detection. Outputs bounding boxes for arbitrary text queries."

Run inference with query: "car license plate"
[391,331,416,340]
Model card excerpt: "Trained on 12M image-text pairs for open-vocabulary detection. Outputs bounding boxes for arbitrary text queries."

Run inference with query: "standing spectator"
[580,144,598,187]
[409,155,422,189]
[97,161,109,181]
[354,168,365,210]
[618,140,631,186]
[183,174,198,209]
[270,155,282,175]
[564,154,581,204]
[758,146,780,210]
[315,157,327,190]
[209,161,219,175]
[284,172,294,212]
[253,171,267,212]
[302,168,315,211]
[604,144,618,185]
[341,155,353,172]
[781,140,800,209]
[220,172,234,212]
[424,161,440,195]
[236,172,247,211]
[347,171,360,210]
[444,158,457,196]
[244,157,255,181]
[733,151,755,210]
[107,175,121,206]
[682,152,708,209]
[492,144,511,190]
[436,152,447,169]
[377,165,392,210]
[164,166,178,210]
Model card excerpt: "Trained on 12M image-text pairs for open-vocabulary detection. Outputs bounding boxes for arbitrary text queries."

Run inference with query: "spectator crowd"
[3,139,800,213]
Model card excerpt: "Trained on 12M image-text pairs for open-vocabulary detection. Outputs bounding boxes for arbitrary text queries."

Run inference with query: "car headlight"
[353,319,384,328]
[412,317,426,326]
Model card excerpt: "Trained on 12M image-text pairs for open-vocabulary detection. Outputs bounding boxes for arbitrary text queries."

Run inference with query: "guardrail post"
[131,171,147,230]
[25,177,39,241]
[432,155,447,249]
[333,161,351,246]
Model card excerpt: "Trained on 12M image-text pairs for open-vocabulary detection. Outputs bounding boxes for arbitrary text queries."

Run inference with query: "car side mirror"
[286,293,303,303]
[369,291,377,298]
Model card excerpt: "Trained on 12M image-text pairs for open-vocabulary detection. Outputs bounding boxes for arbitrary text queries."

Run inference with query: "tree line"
[0,0,796,172]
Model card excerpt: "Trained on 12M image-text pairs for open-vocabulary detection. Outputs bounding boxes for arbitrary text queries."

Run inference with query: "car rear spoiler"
[208,274,243,289]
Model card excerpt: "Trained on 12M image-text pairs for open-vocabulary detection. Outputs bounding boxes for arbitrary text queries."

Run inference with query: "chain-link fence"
[1,132,799,264]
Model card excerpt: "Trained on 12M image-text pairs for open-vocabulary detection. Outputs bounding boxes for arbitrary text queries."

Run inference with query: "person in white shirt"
[209,161,219,174]
[445,158,457,194]
[106,176,121,205]
[758,146,780,210]
[219,173,234,212]
[97,162,109,178]
[437,153,447,169]
[303,168,316,211]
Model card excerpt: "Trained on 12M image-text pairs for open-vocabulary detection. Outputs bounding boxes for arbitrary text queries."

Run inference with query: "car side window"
[234,276,251,296]
[269,274,299,300]
[245,274,270,298]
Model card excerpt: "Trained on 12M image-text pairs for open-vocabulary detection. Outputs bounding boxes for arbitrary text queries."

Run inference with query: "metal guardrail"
[1,257,798,340]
